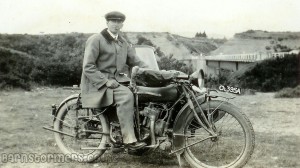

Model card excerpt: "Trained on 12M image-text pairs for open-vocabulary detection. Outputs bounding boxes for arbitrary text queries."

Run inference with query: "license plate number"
[218,85,241,94]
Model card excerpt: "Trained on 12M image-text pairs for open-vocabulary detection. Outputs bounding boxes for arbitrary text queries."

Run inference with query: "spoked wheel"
[53,98,109,162]
[183,100,255,168]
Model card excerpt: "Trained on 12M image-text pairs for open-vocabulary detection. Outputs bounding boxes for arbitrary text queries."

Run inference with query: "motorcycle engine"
[140,103,167,137]
[155,119,166,136]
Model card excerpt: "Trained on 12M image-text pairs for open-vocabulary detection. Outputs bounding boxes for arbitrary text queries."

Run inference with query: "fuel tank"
[136,84,179,102]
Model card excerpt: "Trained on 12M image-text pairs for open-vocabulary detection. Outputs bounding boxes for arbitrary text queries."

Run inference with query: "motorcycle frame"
[131,80,222,145]
[45,80,236,152]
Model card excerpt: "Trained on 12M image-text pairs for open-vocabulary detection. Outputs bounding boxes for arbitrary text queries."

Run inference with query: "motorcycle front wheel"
[183,100,255,168]
[53,98,109,163]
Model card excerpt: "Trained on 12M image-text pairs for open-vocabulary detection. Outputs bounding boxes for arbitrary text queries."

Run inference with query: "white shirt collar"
[107,29,118,40]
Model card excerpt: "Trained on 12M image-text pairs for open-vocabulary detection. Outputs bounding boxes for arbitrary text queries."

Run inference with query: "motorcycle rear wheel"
[53,98,109,163]
[183,100,255,168]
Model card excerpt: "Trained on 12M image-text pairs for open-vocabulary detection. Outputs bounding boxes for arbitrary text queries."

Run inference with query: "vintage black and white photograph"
[0,0,299,167]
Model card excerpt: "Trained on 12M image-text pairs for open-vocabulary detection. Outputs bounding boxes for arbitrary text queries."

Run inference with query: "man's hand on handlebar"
[106,79,119,89]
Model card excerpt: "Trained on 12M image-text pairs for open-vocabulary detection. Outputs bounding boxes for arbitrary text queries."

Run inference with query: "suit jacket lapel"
[101,28,127,71]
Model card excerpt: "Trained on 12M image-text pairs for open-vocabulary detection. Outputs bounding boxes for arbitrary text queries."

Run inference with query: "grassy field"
[0,88,299,167]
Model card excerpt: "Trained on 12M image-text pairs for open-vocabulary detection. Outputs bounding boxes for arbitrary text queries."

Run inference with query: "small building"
[289,50,300,55]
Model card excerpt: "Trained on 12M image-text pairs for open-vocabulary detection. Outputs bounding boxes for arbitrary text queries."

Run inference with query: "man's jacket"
[80,28,148,108]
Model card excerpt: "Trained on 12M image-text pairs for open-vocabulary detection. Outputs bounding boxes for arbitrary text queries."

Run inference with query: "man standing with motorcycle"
[80,11,148,149]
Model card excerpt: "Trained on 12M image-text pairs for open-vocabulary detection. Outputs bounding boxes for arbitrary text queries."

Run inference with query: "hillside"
[0,32,219,89]
[1,30,299,90]
[235,30,300,39]
[0,32,218,60]
[124,32,218,59]
[211,30,300,55]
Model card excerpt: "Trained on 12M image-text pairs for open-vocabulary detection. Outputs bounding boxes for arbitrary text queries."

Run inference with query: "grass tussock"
[274,85,300,98]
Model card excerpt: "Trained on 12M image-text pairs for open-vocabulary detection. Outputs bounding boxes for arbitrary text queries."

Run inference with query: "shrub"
[155,47,165,57]
[63,35,76,47]
[136,35,154,46]
[157,54,193,74]
[236,54,299,92]
[245,30,255,33]
[205,74,218,89]
[274,85,300,98]
[0,49,34,90]
[0,33,89,89]
[265,46,271,50]
[205,69,232,89]
[31,56,82,86]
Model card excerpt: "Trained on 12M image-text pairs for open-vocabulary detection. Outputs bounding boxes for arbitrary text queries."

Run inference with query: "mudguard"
[53,94,80,120]
[172,95,206,154]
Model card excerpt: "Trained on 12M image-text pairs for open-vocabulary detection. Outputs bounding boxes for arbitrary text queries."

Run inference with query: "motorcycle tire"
[183,100,255,168]
[53,98,109,163]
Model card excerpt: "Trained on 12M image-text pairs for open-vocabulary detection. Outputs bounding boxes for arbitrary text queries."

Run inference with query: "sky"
[0,0,299,38]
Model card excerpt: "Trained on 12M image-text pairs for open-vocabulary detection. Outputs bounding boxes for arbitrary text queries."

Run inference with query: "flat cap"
[105,11,126,21]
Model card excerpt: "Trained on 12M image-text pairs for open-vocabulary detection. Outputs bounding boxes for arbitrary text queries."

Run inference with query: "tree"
[195,31,207,38]
[203,31,207,38]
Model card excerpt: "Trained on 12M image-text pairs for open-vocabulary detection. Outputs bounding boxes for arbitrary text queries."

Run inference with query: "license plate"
[218,85,241,94]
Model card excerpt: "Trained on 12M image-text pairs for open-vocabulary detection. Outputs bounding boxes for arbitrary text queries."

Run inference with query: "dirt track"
[0,88,299,167]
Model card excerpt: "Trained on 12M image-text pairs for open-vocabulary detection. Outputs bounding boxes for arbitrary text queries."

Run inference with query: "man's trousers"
[112,84,137,144]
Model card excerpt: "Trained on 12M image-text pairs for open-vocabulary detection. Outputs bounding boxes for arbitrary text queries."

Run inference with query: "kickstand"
[176,153,182,167]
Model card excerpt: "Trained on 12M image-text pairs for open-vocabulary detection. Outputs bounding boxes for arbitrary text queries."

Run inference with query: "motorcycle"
[43,67,255,168]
